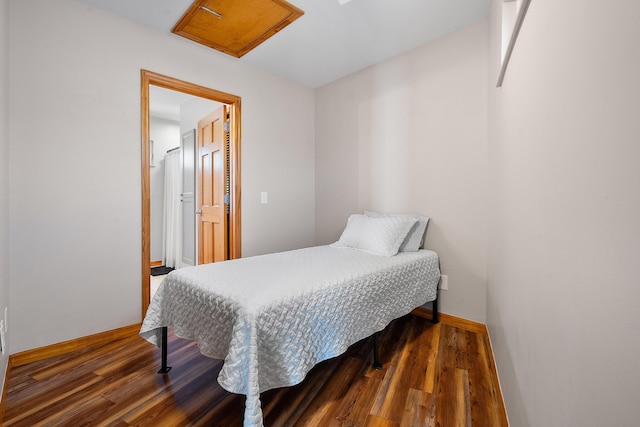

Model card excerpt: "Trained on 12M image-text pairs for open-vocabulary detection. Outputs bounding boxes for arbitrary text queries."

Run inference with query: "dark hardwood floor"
[3,314,507,426]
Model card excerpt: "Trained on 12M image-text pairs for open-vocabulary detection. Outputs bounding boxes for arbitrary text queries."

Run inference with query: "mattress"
[140,245,440,427]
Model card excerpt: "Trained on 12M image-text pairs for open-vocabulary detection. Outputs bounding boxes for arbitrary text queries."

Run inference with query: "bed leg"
[372,332,383,370]
[158,327,172,374]
[432,296,439,324]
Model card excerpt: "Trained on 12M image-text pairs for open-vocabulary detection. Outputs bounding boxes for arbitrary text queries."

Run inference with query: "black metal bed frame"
[157,279,441,374]
[371,290,439,369]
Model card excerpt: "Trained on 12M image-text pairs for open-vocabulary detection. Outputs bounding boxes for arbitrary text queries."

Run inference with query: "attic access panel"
[173,0,304,58]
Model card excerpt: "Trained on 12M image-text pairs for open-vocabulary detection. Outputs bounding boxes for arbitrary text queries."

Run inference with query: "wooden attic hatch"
[172,0,304,58]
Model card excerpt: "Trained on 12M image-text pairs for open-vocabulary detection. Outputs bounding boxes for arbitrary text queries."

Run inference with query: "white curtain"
[162,149,182,268]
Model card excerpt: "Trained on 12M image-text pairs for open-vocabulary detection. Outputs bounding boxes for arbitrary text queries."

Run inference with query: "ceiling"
[78,0,489,88]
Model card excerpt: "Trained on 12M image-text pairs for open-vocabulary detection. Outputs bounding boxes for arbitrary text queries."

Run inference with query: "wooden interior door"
[197,105,228,264]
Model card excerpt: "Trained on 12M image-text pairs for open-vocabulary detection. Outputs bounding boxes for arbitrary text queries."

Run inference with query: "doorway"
[141,70,242,318]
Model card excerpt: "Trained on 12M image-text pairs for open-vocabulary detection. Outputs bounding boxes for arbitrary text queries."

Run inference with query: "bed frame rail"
[432,294,439,324]
[370,288,440,370]
[158,327,172,373]
[373,333,383,369]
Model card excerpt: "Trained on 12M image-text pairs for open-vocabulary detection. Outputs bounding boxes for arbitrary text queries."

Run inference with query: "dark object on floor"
[151,266,174,276]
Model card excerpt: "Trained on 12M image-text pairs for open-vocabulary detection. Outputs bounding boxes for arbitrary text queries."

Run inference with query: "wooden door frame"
[140,70,242,319]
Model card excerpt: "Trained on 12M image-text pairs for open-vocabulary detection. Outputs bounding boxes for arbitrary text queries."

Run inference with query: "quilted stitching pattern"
[140,246,439,427]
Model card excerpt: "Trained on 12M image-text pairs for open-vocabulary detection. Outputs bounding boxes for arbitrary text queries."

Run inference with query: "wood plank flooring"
[3,314,507,426]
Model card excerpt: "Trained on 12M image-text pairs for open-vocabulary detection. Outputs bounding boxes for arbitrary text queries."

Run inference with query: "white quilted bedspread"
[140,245,439,427]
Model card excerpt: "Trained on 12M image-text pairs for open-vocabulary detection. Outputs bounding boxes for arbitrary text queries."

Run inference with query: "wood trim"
[142,70,242,105]
[141,72,151,323]
[411,307,488,335]
[9,323,142,368]
[229,98,242,260]
[412,307,509,424]
[485,327,510,426]
[150,260,163,267]
[0,357,11,420]
[140,70,242,319]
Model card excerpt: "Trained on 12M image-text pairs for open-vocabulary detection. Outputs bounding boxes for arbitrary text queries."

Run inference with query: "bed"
[140,213,440,427]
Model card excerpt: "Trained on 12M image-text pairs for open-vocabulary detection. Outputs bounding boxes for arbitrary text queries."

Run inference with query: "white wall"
[488,0,640,425]
[315,21,488,322]
[149,117,180,263]
[8,0,315,353]
[179,97,222,137]
[0,0,10,397]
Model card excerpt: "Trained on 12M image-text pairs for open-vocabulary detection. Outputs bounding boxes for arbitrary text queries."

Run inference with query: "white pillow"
[364,210,430,252]
[332,214,417,257]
